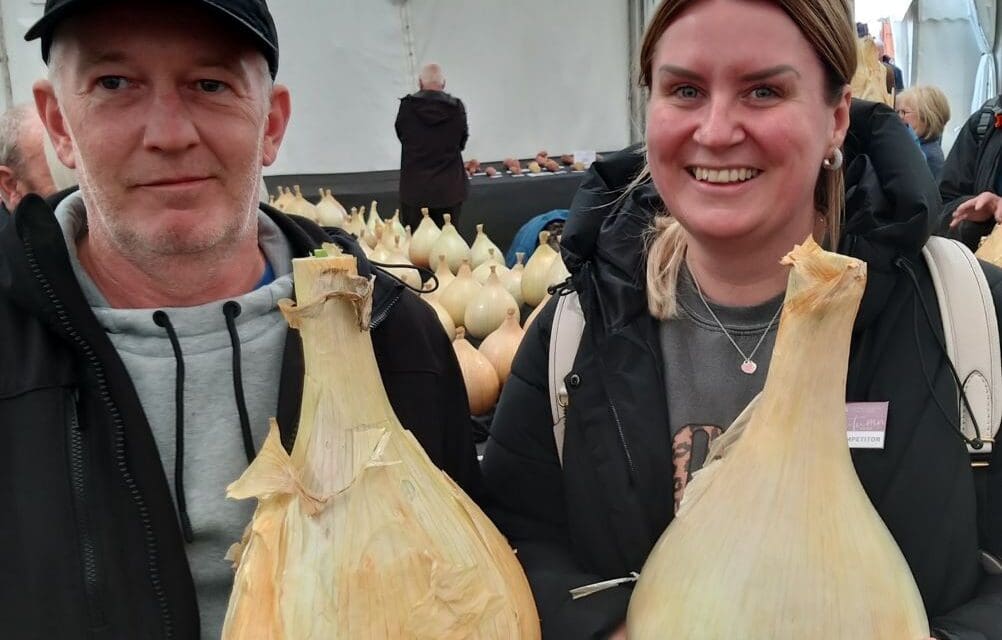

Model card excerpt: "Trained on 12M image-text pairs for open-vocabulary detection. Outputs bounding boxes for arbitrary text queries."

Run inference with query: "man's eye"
[197,80,227,93]
[97,76,129,90]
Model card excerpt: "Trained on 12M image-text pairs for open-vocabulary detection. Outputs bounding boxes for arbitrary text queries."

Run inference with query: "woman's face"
[896,96,923,137]
[645,0,850,255]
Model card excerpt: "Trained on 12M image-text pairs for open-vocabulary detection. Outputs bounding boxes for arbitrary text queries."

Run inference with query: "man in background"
[0,103,57,214]
[395,62,469,230]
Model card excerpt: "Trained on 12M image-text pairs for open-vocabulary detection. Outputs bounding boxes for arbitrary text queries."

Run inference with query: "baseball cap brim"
[25,0,279,78]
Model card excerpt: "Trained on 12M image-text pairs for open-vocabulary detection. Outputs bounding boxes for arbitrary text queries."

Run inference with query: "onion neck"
[287,258,397,496]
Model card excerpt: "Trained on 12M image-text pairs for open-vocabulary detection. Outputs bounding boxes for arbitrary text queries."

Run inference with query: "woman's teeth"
[691,167,760,183]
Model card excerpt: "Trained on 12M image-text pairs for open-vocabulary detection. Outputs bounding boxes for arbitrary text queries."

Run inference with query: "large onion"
[388,209,407,239]
[409,208,442,268]
[287,185,320,224]
[424,255,455,303]
[470,224,504,269]
[384,238,421,290]
[422,290,456,340]
[316,188,347,227]
[440,259,481,326]
[521,231,559,307]
[478,308,524,385]
[365,200,382,236]
[429,213,472,274]
[502,252,526,308]
[343,207,364,238]
[627,238,926,639]
[453,326,501,416]
[465,266,519,339]
[473,248,510,284]
[545,252,571,290]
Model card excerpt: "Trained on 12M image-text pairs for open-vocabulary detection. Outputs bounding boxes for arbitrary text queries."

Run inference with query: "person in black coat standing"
[395,63,469,230]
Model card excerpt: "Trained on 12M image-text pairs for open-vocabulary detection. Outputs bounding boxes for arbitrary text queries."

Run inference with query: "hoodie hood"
[560,100,941,334]
[401,90,463,126]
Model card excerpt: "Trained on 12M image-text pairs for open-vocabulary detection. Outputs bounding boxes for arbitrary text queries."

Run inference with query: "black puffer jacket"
[482,101,1002,639]
[939,97,1002,250]
[0,195,483,639]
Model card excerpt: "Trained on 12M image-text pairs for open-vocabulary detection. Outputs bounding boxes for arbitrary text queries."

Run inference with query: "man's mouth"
[688,167,761,184]
[140,176,212,187]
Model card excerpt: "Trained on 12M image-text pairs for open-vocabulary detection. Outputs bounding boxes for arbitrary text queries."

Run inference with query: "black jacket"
[395,90,469,207]
[482,101,1002,639]
[0,195,483,639]
[939,96,1002,250]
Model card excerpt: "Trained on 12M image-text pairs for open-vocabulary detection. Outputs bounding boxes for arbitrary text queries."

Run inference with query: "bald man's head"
[0,104,57,211]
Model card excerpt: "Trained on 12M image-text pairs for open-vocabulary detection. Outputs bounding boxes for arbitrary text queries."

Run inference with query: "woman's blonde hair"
[898,85,950,141]
[639,0,857,319]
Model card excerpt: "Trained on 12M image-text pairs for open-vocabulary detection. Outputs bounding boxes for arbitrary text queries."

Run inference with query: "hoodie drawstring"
[223,301,256,465]
[152,310,195,544]
[895,258,986,450]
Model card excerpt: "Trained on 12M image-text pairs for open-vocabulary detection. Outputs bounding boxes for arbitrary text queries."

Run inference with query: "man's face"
[0,115,56,210]
[34,2,289,258]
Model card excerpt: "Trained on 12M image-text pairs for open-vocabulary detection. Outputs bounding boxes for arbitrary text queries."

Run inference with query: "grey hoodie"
[56,192,294,638]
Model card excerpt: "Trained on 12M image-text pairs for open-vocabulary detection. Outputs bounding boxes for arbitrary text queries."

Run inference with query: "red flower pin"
[996,113,1002,129]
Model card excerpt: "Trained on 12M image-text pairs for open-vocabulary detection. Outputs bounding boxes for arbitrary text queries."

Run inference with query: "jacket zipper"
[608,398,638,482]
[369,286,404,329]
[67,390,107,628]
[23,236,175,639]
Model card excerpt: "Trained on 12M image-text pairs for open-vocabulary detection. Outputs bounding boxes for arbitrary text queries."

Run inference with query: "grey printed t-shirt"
[659,266,783,510]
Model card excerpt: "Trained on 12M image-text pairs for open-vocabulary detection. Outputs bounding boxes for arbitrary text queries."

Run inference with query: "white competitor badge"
[845,402,889,449]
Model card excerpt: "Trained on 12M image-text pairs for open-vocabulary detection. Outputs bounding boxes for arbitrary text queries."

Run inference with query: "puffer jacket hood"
[559,99,941,333]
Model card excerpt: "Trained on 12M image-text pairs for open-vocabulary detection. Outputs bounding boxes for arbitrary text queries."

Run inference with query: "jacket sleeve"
[459,100,469,151]
[939,112,994,251]
[394,100,405,142]
[481,297,631,639]
[929,575,1002,640]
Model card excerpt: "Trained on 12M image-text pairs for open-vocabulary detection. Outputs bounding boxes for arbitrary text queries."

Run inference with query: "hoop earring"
[822,148,843,171]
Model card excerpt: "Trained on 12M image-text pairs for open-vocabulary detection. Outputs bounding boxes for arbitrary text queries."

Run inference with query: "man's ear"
[33,79,76,169]
[261,84,291,167]
[0,165,18,209]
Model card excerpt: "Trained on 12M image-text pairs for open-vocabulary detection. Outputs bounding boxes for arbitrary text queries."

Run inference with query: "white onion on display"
[545,252,571,290]
[288,185,321,224]
[464,266,519,339]
[316,188,347,228]
[384,238,421,290]
[422,289,457,340]
[502,252,526,308]
[452,327,501,416]
[439,259,481,326]
[365,200,382,236]
[424,255,455,303]
[343,207,364,238]
[388,209,406,239]
[429,214,472,274]
[470,224,504,269]
[472,248,509,284]
[409,208,442,268]
[521,231,559,307]
[478,308,524,385]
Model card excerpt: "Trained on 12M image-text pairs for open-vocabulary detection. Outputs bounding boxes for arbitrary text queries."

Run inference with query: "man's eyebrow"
[78,51,129,67]
[655,64,801,82]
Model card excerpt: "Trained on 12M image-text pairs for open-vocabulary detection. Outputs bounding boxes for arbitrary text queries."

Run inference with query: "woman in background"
[898,85,951,179]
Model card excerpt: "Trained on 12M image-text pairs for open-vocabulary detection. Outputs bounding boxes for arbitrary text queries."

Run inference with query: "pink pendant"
[740,360,757,375]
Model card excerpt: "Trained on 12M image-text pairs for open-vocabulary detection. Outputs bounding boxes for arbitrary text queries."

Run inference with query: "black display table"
[265,162,587,253]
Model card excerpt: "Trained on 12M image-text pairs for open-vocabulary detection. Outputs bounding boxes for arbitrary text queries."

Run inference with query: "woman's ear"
[831,86,852,150]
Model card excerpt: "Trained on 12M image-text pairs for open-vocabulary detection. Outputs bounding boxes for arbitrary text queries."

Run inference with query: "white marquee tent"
[0,0,994,174]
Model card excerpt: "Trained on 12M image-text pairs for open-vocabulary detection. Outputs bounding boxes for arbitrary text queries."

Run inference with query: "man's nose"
[692,97,745,148]
[142,89,199,152]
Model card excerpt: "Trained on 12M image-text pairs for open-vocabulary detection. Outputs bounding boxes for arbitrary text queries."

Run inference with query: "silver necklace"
[691,276,783,375]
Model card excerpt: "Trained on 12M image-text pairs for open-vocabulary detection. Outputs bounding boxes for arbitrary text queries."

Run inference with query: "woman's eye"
[97,76,129,91]
[751,86,778,99]
[197,80,227,93]
[673,85,700,99]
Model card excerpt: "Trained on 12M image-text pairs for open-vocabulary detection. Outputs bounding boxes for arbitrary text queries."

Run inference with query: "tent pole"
[628,0,645,145]
[0,2,13,111]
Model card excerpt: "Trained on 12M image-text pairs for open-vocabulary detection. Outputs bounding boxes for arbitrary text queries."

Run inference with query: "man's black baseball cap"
[25,0,280,78]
